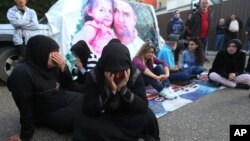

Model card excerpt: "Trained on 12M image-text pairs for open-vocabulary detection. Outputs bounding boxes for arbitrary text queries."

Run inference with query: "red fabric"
[199,12,209,38]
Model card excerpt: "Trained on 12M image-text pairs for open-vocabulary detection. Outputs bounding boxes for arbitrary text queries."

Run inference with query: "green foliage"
[0,0,57,23]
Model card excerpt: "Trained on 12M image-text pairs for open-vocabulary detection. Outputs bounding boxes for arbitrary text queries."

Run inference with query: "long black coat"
[7,35,83,141]
[73,41,159,141]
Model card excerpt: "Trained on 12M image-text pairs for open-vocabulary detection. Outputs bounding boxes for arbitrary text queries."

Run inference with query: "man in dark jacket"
[245,16,250,52]
[189,0,211,59]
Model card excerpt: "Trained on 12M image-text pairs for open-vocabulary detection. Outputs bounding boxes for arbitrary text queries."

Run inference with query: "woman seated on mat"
[132,42,177,100]
[208,39,250,89]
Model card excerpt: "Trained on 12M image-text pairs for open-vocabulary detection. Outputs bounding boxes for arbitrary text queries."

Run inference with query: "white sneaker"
[159,87,177,100]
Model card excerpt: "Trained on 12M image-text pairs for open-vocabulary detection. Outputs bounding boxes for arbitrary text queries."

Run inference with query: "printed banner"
[147,81,220,118]
[45,0,160,69]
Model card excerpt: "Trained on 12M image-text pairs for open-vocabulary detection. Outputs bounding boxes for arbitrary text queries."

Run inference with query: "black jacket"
[246,17,250,39]
[189,10,211,37]
[209,51,246,79]
[7,62,73,140]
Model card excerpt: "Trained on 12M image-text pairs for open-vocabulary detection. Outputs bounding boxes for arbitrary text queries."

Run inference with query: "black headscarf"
[25,35,59,77]
[94,41,132,87]
[227,39,242,52]
[108,38,121,44]
[70,40,90,67]
[225,39,242,58]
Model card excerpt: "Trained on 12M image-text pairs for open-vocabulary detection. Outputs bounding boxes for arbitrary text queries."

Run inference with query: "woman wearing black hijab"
[7,35,83,141]
[208,39,250,89]
[73,40,160,141]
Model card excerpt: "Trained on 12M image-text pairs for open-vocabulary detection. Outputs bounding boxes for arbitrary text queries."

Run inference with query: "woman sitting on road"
[73,40,160,141]
[7,35,83,141]
[182,38,205,76]
[208,39,250,89]
[132,42,176,100]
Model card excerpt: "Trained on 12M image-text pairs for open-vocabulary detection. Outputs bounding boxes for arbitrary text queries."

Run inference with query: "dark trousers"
[15,44,26,57]
[215,34,225,51]
[143,65,170,92]
[226,31,238,43]
[35,91,83,133]
[200,37,208,56]
[15,37,26,57]
[73,108,160,141]
[246,38,250,51]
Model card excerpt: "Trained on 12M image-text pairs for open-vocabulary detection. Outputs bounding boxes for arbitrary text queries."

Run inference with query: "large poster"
[46,0,160,68]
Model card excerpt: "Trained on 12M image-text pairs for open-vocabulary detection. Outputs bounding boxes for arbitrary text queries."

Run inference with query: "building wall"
[157,0,167,9]
[157,0,250,50]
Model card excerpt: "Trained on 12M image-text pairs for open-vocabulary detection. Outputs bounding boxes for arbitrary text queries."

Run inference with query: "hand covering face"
[25,35,60,78]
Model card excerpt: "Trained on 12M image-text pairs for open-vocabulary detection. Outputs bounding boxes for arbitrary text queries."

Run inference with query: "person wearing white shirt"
[7,0,39,56]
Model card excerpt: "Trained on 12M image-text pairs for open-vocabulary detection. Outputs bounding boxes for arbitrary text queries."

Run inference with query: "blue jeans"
[200,37,208,56]
[246,39,250,52]
[143,65,170,92]
[215,34,225,51]
[183,66,204,75]
[169,69,191,81]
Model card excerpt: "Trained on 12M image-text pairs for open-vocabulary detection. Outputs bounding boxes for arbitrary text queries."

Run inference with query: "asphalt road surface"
[1,52,250,141]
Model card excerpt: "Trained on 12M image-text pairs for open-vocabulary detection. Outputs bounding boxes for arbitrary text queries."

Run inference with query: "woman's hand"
[5,134,21,141]
[104,72,117,94]
[174,65,180,71]
[51,52,66,72]
[116,69,130,91]
[74,58,83,69]
[159,74,168,81]
[229,73,236,81]
[154,75,162,82]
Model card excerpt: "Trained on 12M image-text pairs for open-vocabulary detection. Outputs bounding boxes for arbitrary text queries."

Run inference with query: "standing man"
[166,10,184,39]
[225,14,243,43]
[166,10,184,63]
[245,16,250,53]
[7,0,39,57]
[190,0,211,59]
[113,0,144,59]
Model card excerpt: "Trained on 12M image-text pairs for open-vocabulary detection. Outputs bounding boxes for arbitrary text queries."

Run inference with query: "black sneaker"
[235,83,250,89]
